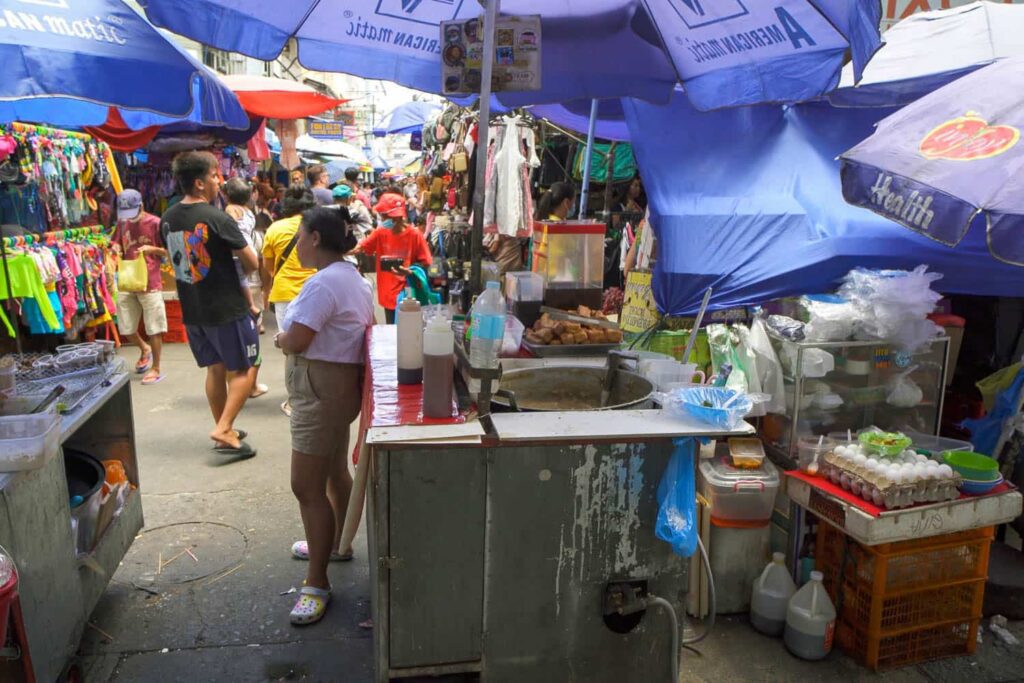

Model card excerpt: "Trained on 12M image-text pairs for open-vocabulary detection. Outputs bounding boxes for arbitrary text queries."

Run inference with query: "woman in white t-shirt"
[274,206,374,626]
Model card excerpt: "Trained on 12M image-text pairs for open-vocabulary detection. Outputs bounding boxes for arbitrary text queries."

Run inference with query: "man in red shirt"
[355,194,432,324]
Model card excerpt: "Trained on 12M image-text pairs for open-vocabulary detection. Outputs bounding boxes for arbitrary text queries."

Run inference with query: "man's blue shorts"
[186,315,259,372]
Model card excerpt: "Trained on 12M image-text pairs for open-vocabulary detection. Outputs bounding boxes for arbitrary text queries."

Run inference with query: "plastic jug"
[397,288,423,384]
[469,281,506,369]
[750,552,797,636]
[422,316,454,419]
[783,570,837,660]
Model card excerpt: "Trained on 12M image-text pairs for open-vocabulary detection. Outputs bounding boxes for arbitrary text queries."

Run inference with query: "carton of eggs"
[819,443,961,509]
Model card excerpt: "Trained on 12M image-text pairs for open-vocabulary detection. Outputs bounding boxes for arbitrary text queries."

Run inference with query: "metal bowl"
[491,366,654,412]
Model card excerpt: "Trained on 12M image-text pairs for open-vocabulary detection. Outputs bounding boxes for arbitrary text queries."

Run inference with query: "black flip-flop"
[213,442,257,460]
[212,429,248,450]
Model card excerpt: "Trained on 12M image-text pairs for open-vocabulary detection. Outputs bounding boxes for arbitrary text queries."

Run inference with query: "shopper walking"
[332,184,372,236]
[114,189,167,385]
[262,185,318,416]
[275,206,373,626]
[161,151,259,458]
[307,164,333,207]
[354,194,431,324]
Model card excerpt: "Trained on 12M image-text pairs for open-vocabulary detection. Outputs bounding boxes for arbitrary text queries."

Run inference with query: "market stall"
[359,325,754,682]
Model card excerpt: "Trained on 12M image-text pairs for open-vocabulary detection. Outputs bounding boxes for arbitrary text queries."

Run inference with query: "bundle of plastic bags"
[837,265,943,353]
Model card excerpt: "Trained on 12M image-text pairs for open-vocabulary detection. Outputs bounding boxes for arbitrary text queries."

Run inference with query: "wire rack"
[7,353,115,383]
[15,359,126,414]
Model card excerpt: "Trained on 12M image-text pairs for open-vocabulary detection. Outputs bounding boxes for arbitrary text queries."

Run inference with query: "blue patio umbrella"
[374,101,442,137]
[0,0,247,130]
[840,57,1024,266]
[139,0,881,112]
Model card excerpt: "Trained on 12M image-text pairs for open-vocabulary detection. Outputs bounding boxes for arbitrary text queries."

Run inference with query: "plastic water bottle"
[469,281,506,369]
[784,570,837,660]
[750,552,797,636]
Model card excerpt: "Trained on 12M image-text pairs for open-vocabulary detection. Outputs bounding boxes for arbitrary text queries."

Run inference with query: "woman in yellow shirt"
[262,185,317,416]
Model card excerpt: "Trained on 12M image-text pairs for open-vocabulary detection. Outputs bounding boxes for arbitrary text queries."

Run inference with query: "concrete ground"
[75,335,1024,683]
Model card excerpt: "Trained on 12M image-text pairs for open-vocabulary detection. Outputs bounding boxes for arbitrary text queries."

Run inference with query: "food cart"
[0,364,140,682]
[359,325,752,682]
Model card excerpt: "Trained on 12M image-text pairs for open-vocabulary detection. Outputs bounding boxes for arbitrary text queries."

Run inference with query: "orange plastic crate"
[816,523,991,670]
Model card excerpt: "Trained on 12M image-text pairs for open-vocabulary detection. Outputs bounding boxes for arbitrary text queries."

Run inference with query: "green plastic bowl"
[944,451,1000,482]
[858,431,912,457]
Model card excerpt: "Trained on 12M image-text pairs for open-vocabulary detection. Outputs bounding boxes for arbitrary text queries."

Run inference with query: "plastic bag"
[748,315,787,415]
[661,386,757,430]
[886,365,923,408]
[707,324,749,395]
[656,437,699,557]
[803,296,856,342]
[837,266,943,352]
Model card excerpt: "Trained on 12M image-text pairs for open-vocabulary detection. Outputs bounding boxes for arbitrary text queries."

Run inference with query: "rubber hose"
[683,534,716,645]
[647,595,679,683]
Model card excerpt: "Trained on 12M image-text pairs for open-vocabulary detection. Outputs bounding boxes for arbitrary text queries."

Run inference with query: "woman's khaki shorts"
[286,355,363,458]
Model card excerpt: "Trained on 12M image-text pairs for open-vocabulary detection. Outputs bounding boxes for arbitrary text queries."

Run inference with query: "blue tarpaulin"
[622,93,1024,316]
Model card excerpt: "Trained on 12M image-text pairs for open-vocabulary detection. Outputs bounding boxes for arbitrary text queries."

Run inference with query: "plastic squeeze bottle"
[397,288,423,384]
[469,281,506,369]
[750,552,797,637]
[423,316,455,419]
[783,570,837,660]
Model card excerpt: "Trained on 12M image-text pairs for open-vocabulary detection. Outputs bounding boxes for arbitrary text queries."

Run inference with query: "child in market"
[224,177,269,397]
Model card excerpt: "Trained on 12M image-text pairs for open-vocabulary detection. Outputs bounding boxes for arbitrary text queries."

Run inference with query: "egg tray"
[820,452,961,509]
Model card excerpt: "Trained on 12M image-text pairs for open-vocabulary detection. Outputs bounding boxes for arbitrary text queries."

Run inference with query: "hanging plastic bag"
[802,296,856,342]
[748,315,787,415]
[886,365,924,408]
[656,437,699,557]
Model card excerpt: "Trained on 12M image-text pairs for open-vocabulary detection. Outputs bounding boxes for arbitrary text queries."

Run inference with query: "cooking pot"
[491,366,654,412]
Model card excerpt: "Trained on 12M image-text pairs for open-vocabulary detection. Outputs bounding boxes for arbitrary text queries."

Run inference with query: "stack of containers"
[504,271,545,329]
[816,522,993,670]
[698,445,780,613]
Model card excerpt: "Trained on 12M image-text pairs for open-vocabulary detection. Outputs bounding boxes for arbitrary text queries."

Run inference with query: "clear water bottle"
[469,281,506,369]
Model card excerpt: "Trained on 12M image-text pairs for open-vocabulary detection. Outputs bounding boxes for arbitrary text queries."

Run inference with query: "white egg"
[854,454,867,465]
[926,460,939,468]
[866,457,878,468]
[890,469,903,485]
[938,464,954,479]
[901,462,914,471]
[865,461,878,472]
[916,454,929,463]
[836,446,849,457]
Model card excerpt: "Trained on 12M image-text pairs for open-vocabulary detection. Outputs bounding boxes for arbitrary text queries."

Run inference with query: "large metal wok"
[492,365,654,412]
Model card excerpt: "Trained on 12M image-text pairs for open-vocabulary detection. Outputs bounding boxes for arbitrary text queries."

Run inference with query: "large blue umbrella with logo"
[0,0,247,131]
[840,57,1024,265]
[139,0,881,111]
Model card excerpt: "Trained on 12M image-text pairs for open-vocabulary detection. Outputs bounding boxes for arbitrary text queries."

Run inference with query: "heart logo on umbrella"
[919,112,1020,161]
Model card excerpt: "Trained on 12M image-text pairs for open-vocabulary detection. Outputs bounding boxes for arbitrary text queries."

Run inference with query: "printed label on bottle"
[472,314,505,340]
[824,620,835,653]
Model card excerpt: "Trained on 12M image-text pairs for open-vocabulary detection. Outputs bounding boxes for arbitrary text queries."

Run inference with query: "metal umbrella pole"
[470,0,500,295]
[577,98,599,219]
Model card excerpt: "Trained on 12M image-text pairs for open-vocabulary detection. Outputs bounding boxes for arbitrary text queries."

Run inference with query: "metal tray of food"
[522,339,621,358]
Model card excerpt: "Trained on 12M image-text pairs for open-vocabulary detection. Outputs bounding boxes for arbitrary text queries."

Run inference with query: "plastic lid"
[772,552,785,563]
[810,570,823,582]
[486,281,500,290]
[699,454,779,487]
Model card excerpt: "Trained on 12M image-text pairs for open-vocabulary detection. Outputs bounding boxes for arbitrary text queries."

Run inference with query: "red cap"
[373,193,407,218]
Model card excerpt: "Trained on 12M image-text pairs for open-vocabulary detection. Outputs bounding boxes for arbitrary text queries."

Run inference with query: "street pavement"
[76,331,1024,682]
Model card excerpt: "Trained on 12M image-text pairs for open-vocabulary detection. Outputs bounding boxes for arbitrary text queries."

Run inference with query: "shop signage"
[307,120,346,140]
[440,15,541,95]
[621,269,660,335]
[881,0,1024,31]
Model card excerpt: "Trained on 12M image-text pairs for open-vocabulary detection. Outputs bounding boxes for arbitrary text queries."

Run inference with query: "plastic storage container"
[728,437,766,469]
[469,281,506,369]
[751,552,797,636]
[784,570,837,660]
[902,431,972,457]
[505,271,545,328]
[797,436,834,473]
[699,455,779,523]
[0,401,60,472]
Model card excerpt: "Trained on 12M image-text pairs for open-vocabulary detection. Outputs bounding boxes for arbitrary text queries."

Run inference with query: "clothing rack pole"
[578,99,599,219]
[470,0,500,295]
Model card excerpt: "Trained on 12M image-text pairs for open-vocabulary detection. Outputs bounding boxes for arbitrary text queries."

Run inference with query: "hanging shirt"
[358,226,432,310]
[160,201,249,327]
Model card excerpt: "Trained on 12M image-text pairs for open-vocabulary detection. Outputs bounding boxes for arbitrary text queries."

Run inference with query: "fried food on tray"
[522,306,621,347]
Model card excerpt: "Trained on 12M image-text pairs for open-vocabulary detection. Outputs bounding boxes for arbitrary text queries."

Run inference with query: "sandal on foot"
[290,585,331,626]
[250,383,269,398]
[290,541,353,562]
[135,351,153,374]
[212,429,248,450]
[281,400,292,418]
[141,370,164,385]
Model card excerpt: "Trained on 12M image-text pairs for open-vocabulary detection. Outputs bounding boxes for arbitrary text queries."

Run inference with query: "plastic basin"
[960,476,1004,496]
[944,451,1000,482]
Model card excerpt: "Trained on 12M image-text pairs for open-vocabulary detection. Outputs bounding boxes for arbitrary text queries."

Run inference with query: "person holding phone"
[353,194,431,324]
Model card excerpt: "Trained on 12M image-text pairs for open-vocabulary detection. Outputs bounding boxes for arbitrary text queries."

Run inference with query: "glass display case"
[762,332,950,466]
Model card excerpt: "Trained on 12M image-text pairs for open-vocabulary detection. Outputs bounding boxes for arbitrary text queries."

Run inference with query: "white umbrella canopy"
[295,134,370,165]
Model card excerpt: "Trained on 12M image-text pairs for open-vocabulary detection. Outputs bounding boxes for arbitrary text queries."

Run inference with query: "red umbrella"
[220,74,347,119]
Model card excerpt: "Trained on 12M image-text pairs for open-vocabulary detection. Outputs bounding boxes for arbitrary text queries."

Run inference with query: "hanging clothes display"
[483,116,539,237]
[0,227,115,339]
[0,122,123,232]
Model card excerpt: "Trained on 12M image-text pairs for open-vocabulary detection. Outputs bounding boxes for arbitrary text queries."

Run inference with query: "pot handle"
[494,388,521,412]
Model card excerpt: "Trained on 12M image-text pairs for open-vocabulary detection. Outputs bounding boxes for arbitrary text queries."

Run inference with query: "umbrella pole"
[578,98,599,219]
[470,0,500,295]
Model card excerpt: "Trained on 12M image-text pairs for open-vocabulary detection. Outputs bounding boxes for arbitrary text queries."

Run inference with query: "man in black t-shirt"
[161,151,260,458]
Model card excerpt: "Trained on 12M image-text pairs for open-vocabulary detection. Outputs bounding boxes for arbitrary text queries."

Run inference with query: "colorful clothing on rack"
[483,116,538,238]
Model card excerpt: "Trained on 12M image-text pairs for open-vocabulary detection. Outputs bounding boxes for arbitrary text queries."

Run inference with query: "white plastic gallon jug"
[783,570,837,660]
[750,552,796,636]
